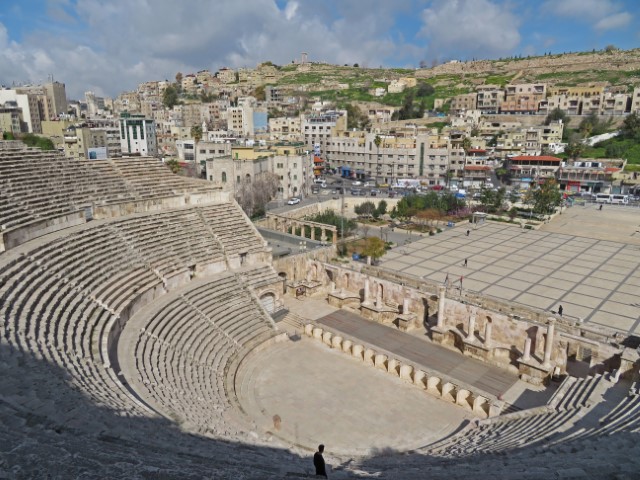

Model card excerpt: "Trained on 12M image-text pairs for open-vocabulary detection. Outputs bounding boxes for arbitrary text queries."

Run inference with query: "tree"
[416,82,435,97]
[361,237,386,264]
[545,108,568,126]
[375,200,388,217]
[235,172,280,218]
[532,178,562,215]
[165,159,181,174]
[253,85,266,101]
[162,85,179,109]
[2,131,15,140]
[579,112,610,137]
[621,112,640,140]
[344,103,370,130]
[564,140,584,160]
[374,134,382,180]
[355,200,376,217]
[461,136,472,178]
[175,72,183,86]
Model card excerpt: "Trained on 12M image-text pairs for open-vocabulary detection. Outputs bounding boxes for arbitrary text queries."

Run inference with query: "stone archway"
[260,292,276,314]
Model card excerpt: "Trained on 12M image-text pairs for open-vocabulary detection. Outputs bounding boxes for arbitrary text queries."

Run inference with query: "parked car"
[352,181,362,186]
[287,197,301,205]
[351,189,362,196]
[370,188,380,196]
[364,181,375,187]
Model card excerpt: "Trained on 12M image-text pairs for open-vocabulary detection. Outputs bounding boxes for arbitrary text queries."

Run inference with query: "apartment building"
[476,85,504,114]
[301,110,346,153]
[505,155,562,189]
[557,159,624,194]
[0,89,48,133]
[450,93,477,113]
[43,81,68,117]
[119,113,157,156]
[0,103,23,136]
[500,83,546,114]
[269,116,301,141]
[217,67,236,84]
[62,126,108,160]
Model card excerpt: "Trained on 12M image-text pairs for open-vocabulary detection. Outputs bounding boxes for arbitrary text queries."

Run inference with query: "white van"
[611,194,629,205]
[595,194,612,204]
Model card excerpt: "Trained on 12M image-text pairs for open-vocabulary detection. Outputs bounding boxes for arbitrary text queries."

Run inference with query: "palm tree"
[190,125,203,178]
[374,134,382,184]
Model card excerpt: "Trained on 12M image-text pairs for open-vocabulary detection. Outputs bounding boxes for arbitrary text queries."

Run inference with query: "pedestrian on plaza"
[466,229,470,236]
[599,204,603,211]
[314,444,327,478]
[463,258,468,267]
[558,305,563,317]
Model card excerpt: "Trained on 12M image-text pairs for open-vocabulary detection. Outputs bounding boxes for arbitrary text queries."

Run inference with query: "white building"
[119,113,157,156]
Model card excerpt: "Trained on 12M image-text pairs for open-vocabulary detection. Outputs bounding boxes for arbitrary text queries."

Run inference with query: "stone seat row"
[130,271,277,434]
[0,209,268,416]
[0,151,219,236]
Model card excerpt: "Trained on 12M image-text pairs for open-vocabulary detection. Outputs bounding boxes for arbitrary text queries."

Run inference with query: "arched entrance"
[260,292,276,314]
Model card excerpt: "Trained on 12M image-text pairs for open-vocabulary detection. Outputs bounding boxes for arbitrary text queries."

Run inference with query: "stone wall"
[284,256,623,379]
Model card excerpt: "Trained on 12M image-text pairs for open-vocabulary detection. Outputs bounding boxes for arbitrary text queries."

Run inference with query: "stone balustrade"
[304,323,495,417]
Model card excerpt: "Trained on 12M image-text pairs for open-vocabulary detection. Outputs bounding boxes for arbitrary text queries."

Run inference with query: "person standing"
[463,258,468,267]
[314,444,327,478]
[466,229,470,236]
[558,305,563,317]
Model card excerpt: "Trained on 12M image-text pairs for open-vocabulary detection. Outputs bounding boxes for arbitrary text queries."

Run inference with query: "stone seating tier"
[0,207,269,417]
[0,149,218,238]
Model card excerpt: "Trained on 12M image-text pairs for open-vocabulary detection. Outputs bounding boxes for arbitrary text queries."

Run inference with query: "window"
[222,172,227,183]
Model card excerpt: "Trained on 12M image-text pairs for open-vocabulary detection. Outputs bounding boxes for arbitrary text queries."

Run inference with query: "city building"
[119,113,157,156]
[301,110,346,154]
[476,85,504,114]
[505,155,562,189]
[62,126,108,160]
[0,102,23,136]
[500,83,546,114]
[557,159,624,194]
[44,81,68,117]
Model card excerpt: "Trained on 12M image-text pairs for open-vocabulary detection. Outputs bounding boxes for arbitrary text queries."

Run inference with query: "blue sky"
[0,0,638,99]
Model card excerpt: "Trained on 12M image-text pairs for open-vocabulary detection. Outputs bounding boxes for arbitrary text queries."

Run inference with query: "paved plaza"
[381,204,640,335]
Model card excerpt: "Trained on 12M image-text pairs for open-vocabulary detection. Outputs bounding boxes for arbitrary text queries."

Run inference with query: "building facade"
[119,113,157,156]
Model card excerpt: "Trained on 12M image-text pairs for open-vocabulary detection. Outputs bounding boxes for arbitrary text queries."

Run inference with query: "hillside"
[270,48,640,109]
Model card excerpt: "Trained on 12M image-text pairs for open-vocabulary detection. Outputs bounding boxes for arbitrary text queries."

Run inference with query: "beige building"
[205,143,312,199]
[387,80,406,93]
[450,93,478,113]
[62,126,108,160]
[217,67,236,84]
[301,110,347,153]
[632,87,640,113]
[0,103,23,136]
[476,85,504,114]
[501,83,546,114]
[43,81,68,117]
[268,116,301,141]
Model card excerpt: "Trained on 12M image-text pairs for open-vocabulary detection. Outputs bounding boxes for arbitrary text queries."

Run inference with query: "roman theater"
[1,142,640,478]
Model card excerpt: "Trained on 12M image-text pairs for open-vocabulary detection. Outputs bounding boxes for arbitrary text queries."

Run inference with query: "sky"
[0,0,638,99]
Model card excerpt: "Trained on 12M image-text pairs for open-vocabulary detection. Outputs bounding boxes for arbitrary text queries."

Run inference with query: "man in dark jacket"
[314,444,327,477]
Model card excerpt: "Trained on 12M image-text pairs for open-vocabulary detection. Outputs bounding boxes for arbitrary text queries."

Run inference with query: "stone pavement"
[237,337,473,457]
[316,309,518,397]
[380,214,640,336]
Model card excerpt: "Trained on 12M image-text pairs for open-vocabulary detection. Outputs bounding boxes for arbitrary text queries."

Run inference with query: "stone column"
[484,322,492,347]
[437,285,446,329]
[403,298,410,315]
[332,230,337,244]
[522,337,532,361]
[363,277,370,302]
[310,226,316,240]
[467,311,476,341]
[375,284,382,308]
[543,318,555,368]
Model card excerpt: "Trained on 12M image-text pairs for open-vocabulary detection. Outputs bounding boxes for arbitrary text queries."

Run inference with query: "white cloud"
[594,12,632,32]
[419,0,521,60]
[542,0,619,19]
[542,0,633,32]
[0,0,420,98]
